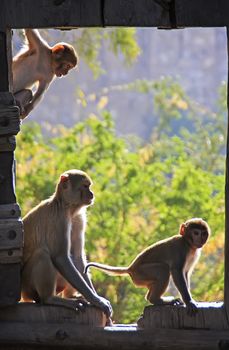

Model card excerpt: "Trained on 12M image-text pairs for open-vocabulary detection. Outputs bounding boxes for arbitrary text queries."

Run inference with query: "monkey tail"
[85,262,129,276]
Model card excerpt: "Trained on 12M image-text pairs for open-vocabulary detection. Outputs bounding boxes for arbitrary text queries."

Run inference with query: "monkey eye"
[193,230,199,236]
[83,184,90,189]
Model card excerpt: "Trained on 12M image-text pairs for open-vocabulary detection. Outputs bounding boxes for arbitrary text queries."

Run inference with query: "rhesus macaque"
[86,218,210,316]
[21,169,112,318]
[13,29,78,119]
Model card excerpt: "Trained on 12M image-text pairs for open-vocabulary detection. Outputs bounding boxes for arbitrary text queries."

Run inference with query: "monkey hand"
[21,103,33,119]
[15,89,33,119]
[92,295,113,318]
[15,99,25,116]
[186,300,198,316]
[106,317,113,326]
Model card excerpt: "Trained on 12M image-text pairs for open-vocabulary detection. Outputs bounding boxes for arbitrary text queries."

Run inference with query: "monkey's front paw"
[106,317,113,326]
[186,300,198,316]
[21,103,33,119]
[15,101,24,115]
[20,109,30,120]
[93,296,113,318]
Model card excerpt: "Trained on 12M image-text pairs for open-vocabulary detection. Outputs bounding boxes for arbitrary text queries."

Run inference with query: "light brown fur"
[21,169,112,317]
[13,29,78,119]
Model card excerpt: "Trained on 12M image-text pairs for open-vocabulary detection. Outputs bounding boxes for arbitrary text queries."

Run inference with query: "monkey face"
[188,228,209,248]
[61,175,94,208]
[180,219,210,249]
[55,61,75,77]
[52,43,78,77]
[79,180,94,206]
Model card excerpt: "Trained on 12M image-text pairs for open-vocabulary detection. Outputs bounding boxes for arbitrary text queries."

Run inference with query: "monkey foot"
[37,296,91,312]
[169,298,184,306]
[153,297,184,306]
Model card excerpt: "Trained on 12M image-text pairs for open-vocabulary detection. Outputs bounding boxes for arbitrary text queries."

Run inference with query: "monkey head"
[56,169,94,210]
[51,43,78,77]
[179,218,210,249]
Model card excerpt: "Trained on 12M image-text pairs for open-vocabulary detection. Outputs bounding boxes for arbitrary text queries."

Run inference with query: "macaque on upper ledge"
[12,29,78,119]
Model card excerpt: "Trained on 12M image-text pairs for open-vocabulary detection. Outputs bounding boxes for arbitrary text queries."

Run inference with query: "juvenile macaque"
[21,169,112,318]
[86,218,210,316]
[13,29,78,119]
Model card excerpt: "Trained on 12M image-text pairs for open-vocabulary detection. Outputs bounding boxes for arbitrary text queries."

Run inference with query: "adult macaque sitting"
[13,29,78,119]
[21,169,112,319]
[86,218,210,316]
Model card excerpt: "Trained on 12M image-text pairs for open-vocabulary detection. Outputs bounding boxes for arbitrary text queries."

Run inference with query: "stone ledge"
[0,302,107,327]
[0,302,229,349]
[0,323,229,349]
[137,302,228,330]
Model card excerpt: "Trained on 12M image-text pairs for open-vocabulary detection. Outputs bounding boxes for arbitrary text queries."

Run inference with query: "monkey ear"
[179,224,185,236]
[60,174,69,183]
[52,44,65,56]
[60,174,69,189]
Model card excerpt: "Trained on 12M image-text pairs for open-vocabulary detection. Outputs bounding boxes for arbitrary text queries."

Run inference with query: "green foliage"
[73,28,141,78]
[16,79,226,323]
[75,29,105,78]
[107,28,141,65]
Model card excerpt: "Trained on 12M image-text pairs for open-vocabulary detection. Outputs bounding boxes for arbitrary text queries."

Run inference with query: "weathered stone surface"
[0,302,107,326]
[137,302,228,330]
